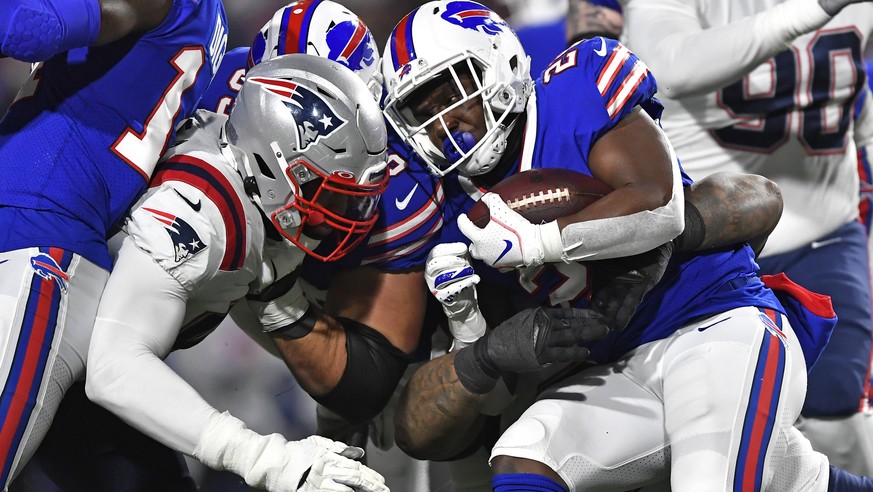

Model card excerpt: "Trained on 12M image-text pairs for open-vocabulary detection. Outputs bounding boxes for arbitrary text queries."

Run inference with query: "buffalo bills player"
[84,54,390,492]
[622,0,873,477]
[0,0,226,488]
[374,1,854,490]
[197,0,383,115]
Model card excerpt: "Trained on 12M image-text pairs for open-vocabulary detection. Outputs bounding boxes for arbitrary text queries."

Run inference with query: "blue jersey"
[438,38,784,362]
[0,0,228,270]
[198,46,249,115]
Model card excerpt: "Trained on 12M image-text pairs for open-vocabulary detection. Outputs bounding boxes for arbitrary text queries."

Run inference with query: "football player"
[377,1,849,490]
[0,0,227,488]
[198,0,383,115]
[623,0,873,477]
[84,54,390,492]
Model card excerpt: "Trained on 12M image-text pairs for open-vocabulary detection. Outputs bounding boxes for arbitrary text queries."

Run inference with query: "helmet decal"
[279,0,322,56]
[390,9,418,72]
[327,20,376,72]
[249,76,348,152]
[442,1,508,36]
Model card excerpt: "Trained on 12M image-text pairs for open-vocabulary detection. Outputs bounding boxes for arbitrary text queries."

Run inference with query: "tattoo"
[566,0,624,43]
[688,173,782,255]
[394,352,489,460]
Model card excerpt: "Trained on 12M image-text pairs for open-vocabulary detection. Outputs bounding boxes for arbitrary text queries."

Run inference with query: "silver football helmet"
[249,0,383,100]
[226,54,388,261]
[382,0,532,177]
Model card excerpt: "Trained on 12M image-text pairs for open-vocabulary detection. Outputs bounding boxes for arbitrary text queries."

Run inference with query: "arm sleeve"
[554,136,686,261]
[85,237,218,456]
[623,0,831,98]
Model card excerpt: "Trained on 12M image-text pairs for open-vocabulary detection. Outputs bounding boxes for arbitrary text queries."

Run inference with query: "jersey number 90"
[712,29,864,155]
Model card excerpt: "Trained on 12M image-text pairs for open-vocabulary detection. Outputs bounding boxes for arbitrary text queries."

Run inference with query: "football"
[467,168,612,227]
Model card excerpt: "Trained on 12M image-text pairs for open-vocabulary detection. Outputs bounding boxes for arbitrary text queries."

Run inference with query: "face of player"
[405,70,487,153]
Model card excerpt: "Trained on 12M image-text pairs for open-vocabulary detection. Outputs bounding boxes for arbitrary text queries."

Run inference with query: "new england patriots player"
[377,1,849,490]
[84,54,389,492]
[623,0,873,478]
[197,0,383,115]
[0,0,226,488]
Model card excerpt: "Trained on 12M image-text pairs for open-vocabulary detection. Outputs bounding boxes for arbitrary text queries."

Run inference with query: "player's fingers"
[430,242,469,258]
[339,446,365,460]
[426,254,467,276]
[457,213,484,241]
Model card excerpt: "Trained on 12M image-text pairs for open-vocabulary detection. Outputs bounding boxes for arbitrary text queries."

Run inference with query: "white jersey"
[88,111,311,455]
[624,0,873,255]
[124,111,308,346]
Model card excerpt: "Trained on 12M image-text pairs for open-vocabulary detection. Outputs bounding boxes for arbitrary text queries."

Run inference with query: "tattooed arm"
[394,352,492,460]
[566,0,624,45]
[679,172,783,256]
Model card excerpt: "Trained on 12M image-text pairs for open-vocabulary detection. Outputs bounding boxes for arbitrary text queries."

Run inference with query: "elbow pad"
[314,318,411,425]
[1,0,101,62]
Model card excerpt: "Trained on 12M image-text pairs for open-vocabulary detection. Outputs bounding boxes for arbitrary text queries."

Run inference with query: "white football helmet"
[226,54,388,261]
[249,0,383,100]
[382,0,532,177]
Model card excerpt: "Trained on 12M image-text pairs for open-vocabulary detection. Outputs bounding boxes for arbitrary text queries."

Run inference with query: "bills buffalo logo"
[144,207,207,263]
[442,1,507,36]
[30,253,69,293]
[397,63,413,80]
[249,76,347,152]
[327,20,376,72]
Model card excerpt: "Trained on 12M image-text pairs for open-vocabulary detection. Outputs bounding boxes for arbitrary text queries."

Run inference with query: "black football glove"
[454,306,610,394]
[589,241,674,331]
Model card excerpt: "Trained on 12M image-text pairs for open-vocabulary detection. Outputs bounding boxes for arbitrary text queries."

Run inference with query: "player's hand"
[458,193,561,269]
[454,307,610,393]
[193,412,388,492]
[425,242,487,347]
[589,241,674,331]
[297,436,388,492]
[818,0,871,15]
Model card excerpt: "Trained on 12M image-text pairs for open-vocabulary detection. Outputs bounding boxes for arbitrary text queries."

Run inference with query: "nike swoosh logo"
[698,317,730,332]
[493,240,513,265]
[810,237,842,249]
[434,266,474,289]
[594,37,607,57]
[175,190,202,212]
[0,259,7,266]
[395,183,419,211]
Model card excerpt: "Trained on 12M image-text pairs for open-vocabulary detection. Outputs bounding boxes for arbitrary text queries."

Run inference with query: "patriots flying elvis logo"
[442,1,507,36]
[30,253,69,293]
[249,76,347,152]
[327,20,376,72]
[144,207,207,263]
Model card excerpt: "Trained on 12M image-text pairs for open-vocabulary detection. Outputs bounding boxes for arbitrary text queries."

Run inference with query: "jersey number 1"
[112,47,206,180]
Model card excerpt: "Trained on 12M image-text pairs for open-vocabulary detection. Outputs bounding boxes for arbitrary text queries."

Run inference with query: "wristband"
[453,341,500,394]
[270,305,317,339]
[673,200,705,252]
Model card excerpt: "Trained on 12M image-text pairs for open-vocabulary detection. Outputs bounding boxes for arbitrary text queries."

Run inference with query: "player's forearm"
[625,0,830,98]
[85,242,212,455]
[86,323,215,455]
[679,172,782,255]
[270,311,347,395]
[394,352,489,461]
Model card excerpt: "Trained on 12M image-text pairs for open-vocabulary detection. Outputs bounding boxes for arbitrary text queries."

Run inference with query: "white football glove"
[457,193,564,269]
[425,242,487,348]
[194,411,388,492]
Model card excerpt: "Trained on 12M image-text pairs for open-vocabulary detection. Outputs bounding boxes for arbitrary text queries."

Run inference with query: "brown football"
[468,168,612,227]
